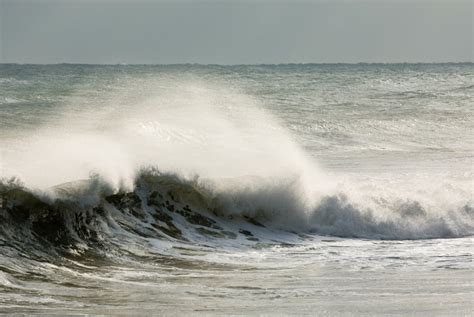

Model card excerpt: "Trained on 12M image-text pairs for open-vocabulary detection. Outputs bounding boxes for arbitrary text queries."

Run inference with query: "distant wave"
[0,97,24,105]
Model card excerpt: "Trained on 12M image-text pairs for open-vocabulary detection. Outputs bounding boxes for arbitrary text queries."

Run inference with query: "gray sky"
[0,0,472,64]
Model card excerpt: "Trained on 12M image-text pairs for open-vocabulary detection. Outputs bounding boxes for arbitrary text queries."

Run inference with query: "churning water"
[0,63,472,315]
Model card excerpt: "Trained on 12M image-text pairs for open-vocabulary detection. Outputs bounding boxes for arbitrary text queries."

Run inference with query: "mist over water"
[2,76,319,185]
[0,64,473,314]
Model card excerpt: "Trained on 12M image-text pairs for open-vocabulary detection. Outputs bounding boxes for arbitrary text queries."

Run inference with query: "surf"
[0,77,472,256]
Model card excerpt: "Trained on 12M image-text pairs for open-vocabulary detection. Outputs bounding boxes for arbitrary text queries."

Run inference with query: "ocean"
[0,63,472,315]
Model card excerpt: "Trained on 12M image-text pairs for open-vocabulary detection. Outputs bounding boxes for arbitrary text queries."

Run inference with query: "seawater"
[0,64,472,315]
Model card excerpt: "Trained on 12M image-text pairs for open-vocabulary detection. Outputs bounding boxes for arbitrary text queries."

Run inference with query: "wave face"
[1,169,472,261]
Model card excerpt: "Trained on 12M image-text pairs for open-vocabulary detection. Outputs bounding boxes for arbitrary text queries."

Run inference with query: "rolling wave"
[1,169,472,263]
[1,79,472,266]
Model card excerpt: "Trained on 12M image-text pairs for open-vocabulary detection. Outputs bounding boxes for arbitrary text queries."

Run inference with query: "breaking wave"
[1,80,472,262]
[1,169,472,262]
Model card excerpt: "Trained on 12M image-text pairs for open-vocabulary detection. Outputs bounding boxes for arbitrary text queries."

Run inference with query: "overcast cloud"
[0,0,472,64]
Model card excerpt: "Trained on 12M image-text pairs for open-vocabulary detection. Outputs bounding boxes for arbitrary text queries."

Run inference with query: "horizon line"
[0,61,473,67]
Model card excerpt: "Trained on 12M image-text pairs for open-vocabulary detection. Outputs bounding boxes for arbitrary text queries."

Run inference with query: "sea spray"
[1,79,327,200]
